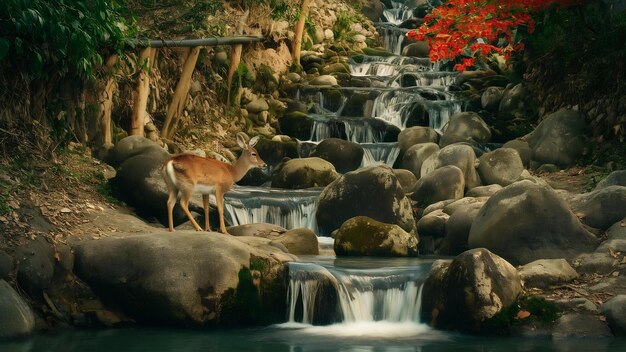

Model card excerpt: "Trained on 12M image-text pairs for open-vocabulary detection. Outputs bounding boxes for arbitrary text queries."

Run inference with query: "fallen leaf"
[54,252,61,262]
[516,310,531,320]
[609,248,620,258]
[599,315,607,322]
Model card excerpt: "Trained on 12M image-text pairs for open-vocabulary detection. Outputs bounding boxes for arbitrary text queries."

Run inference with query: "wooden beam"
[292,0,311,67]
[131,47,154,136]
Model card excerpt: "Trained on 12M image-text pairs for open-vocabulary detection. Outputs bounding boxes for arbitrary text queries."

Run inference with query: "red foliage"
[406,0,582,71]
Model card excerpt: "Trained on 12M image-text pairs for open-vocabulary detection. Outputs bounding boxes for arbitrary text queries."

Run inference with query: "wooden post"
[99,55,118,148]
[292,0,311,67]
[161,46,200,139]
[226,10,249,107]
[131,47,154,136]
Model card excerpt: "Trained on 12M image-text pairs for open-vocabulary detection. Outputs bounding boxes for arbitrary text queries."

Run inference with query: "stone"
[439,111,491,148]
[600,295,626,336]
[437,203,483,255]
[420,248,522,333]
[498,83,528,119]
[442,197,487,215]
[271,157,339,189]
[334,216,418,257]
[518,259,579,289]
[411,165,465,208]
[552,313,613,338]
[573,252,618,275]
[0,280,35,339]
[72,232,296,326]
[398,126,439,153]
[401,41,430,58]
[392,168,417,192]
[421,144,481,190]
[468,180,599,265]
[253,137,298,168]
[311,138,364,174]
[466,184,502,197]
[105,135,168,168]
[14,237,55,296]
[528,108,586,168]
[572,186,626,230]
[358,0,384,22]
[477,148,525,186]
[279,112,313,141]
[229,224,318,255]
[246,98,269,114]
[595,170,626,189]
[400,143,440,179]
[481,86,504,111]
[310,75,338,86]
[502,139,532,166]
[416,209,449,239]
[0,249,13,280]
[316,165,416,236]
[422,199,456,216]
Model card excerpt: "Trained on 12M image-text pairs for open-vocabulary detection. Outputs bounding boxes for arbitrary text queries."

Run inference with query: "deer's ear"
[236,133,247,149]
[248,136,259,147]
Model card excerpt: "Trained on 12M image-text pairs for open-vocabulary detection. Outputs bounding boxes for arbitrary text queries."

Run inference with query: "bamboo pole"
[127,35,262,48]
[162,46,200,139]
[131,47,154,136]
[99,55,118,148]
[292,0,311,67]
[226,11,249,107]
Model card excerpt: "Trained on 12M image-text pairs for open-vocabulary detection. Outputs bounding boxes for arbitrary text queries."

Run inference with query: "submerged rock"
[334,216,418,257]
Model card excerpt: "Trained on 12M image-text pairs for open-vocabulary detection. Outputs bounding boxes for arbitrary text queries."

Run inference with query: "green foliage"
[0,0,135,81]
[483,295,559,334]
[254,64,278,94]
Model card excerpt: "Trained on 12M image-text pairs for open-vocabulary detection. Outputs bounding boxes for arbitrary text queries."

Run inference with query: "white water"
[361,142,401,166]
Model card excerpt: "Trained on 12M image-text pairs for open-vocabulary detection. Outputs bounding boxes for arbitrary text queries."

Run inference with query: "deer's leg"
[215,188,229,235]
[166,188,177,232]
[202,194,211,232]
[180,188,203,232]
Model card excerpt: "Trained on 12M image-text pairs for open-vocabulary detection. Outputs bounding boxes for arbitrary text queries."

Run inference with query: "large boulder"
[401,41,430,58]
[401,143,440,179]
[571,186,626,230]
[528,108,586,168]
[358,0,383,21]
[316,165,416,236]
[271,157,339,189]
[228,224,318,255]
[439,111,491,148]
[392,168,418,192]
[13,237,56,296]
[334,216,419,257]
[420,249,522,333]
[595,170,626,189]
[0,279,35,339]
[421,144,481,190]
[72,232,296,326]
[105,135,168,168]
[477,148,525,186]
[398,126,439,153]
[468,181,599,265]
[311,138,364,174]
[436,203,483,255]
[502,139,532,167]
[410,165,465,208]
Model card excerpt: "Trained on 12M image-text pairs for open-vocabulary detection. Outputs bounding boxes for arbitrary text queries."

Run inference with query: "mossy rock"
[279,112,313,140]
[334,216,419,257]
[362,47,394,57]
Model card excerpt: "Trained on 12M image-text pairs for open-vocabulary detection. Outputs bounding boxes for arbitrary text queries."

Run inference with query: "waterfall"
[361,142,401,166]
[309,117,386,143]
[377,24,408,55]
[286,262,428,325]
[382,0,414,25]
[223,186,322,232]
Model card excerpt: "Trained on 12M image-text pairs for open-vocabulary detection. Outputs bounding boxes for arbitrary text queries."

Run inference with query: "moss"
[482,295,559,334]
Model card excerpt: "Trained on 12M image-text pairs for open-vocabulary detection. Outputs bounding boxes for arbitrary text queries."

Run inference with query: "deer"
[161,133,265,234]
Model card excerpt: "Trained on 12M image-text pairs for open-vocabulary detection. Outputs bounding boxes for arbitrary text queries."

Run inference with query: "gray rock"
[442,197,487,215]
[271,157,339,189]
[481,86,504,111]
[358,0,384,21]
[439,112,491,148]
[401,142,440,179]
[0,280,35,339]
[572,186,626,230]
[502,139,532,166]
[105,135,168,168]
[468,180,599,265]
[607,220,626,241]
[595,170,626,189]
[310,75,338,86]
[528,108,586,168]
[552,313,613,338]
[392,168,418,192]
[411,165,465,208]
[14,237,55,296]
[401,41,430,58]
[73,232,296,325]
[498,83,528,119]
[0,250,13,280]
[416,209,449,239]
[316,165,416,236]
[246,98,269,114]
[466,184,502,197]
[477,148,525,186]
[518,259,579,289]
[600,295,626,336]
[398,127,439,153]
[420,248,522,333]
[311,138,364,174]
[549,297,598,313]
[437,203,482,255]
[421,144,481,190]
[422,199,456,216]
[228,223,286,237]
[573,252,619,275]
[334,216,419,257]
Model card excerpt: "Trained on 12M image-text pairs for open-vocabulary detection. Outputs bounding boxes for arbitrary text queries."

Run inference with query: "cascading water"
[361,142,401,167]
[382,0,415,25]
